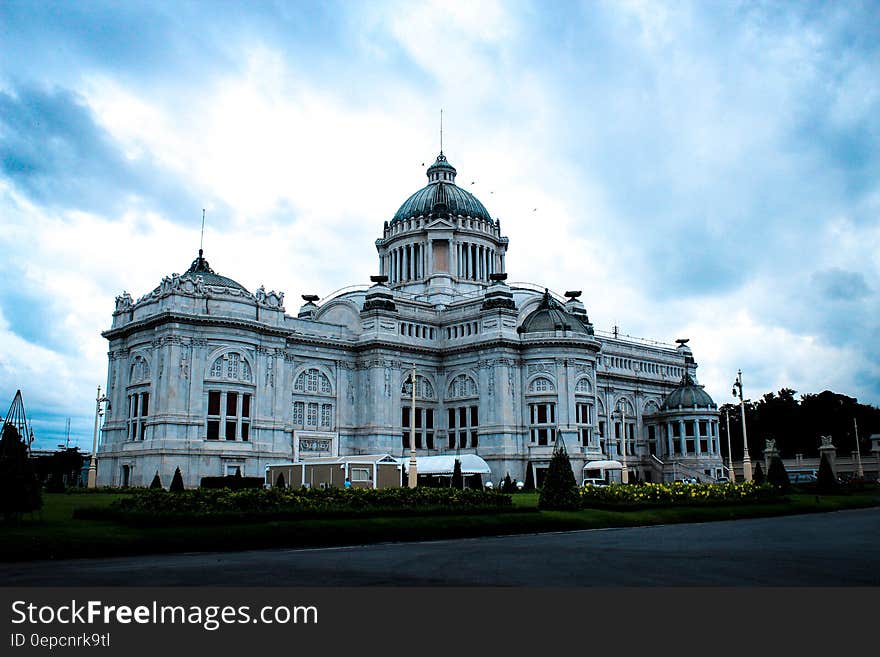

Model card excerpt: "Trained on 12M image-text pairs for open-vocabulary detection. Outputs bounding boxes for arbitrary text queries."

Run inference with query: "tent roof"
[583,460,624,470]
[401,454,491,475]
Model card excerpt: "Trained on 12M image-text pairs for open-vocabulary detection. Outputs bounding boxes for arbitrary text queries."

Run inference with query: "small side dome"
[518,289,593,335]
[661,372,716,410]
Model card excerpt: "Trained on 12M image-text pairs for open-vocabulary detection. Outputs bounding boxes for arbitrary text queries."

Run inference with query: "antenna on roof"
[199,208,206,258]
[440,108,443,153]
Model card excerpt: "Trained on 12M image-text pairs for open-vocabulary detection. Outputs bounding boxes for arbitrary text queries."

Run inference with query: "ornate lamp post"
[87,385,109,488]
[732,370,752,481]
[407,364,418,488]
[853,417,864,479]
[617,400,629,484]
[724,407,736,482]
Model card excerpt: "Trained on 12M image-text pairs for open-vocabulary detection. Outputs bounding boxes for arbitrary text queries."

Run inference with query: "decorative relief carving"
[384,367,392,398]
[179,351,190,379]
[347,369,355,405]
[527,362,553,375]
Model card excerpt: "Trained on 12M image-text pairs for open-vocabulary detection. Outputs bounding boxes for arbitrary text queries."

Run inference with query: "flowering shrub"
[579,481,780,509]
[74,486,513,525]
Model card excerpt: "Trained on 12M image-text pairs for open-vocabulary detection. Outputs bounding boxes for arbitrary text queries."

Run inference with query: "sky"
[1,0,878,452]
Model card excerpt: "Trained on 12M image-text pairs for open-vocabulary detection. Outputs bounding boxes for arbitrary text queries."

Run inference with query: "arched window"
[401,374,435,400]
[528,377,555,394]
[575,377,592,394]
[447,374,477,399]
[294,368,332,394]
[292,367,335,431]
[209,352,253,383]
[130,355,150,382]
[402,373,436,451]
[574,378,594,447]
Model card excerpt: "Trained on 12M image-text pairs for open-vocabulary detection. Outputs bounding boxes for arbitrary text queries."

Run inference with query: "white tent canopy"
[401,454,492,475]
[583,460,624,470]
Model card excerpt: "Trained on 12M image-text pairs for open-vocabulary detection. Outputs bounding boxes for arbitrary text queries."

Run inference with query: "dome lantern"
[426,152,457,184]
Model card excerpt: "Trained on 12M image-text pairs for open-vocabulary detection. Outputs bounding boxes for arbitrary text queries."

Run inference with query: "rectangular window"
[321,404,332,428]
[226,392,238,417]
[241,422,250,442]
[207,420,220,440]
[141,393,149,417]
[241,394,250,418]
[351,468,371,482]
[226,420,237,441]
[208,391,221,416]
[293,401,304,425]
[529,402,556,446]
[307,402,318,426]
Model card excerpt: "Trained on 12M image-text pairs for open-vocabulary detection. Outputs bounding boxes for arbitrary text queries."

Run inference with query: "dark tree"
[451,459,463,489]
[502,473,515,494]
[275,472,286,488]
[767,455,790,492]
[150,471,162,489]
[816,452,839,494]
[538,438,580,511]
[169,467,185,492]
[0,423,42,521]
[753,461,765,485]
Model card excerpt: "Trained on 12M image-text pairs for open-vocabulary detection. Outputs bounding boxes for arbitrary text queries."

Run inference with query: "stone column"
[667,422,674,456]
[679,420,686,456]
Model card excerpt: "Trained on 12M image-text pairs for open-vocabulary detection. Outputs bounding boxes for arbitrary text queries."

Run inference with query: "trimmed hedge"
[200,476,265,490]
[74,486,514,526]
[579,481,781,509]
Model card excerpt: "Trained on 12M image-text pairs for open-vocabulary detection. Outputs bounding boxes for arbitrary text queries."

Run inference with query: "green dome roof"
[391,153,492,224]
[182,251,249,292]
[661,373,716,410]
[517,290,593,335]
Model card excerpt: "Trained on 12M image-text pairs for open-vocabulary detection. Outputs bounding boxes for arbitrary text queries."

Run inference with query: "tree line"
[718,389,880,460]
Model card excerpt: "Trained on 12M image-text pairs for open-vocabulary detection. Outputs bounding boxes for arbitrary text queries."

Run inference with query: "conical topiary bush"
[169,467,184,492]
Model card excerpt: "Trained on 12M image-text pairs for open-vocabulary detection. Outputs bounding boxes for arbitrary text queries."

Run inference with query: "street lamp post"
[87,385,109,489]
[724,407,736,483]
[618,400,629,484]
[408,364,418,489]
[732,370,752,481]
[854,417,864,479]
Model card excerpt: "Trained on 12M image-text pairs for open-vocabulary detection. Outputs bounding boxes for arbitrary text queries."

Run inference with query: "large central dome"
[391,152,492,224]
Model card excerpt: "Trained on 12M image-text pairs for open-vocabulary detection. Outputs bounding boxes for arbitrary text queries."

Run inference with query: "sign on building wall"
[294,431,338,461]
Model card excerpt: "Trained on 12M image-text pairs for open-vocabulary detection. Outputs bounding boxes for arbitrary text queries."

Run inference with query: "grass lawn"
[1,489,878,563]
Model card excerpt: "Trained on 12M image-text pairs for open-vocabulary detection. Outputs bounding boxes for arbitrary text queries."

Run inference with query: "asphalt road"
[2,507,879,586]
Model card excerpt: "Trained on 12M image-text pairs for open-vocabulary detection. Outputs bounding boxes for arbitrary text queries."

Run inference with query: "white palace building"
[97,151,723,488]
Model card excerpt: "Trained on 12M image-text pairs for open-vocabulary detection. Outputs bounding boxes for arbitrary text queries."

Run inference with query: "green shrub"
[753,462,765,484]
[538,438,580,511]
[74,486,515,526]
[767,456,791,492]
[169,467,185,492]
[0,423,42,520]
[200,475,264,490]
[579,480,780,509]
[816,452,839,494]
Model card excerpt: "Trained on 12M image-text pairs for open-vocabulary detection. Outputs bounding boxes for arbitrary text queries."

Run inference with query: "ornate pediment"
[426,217,455,230]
